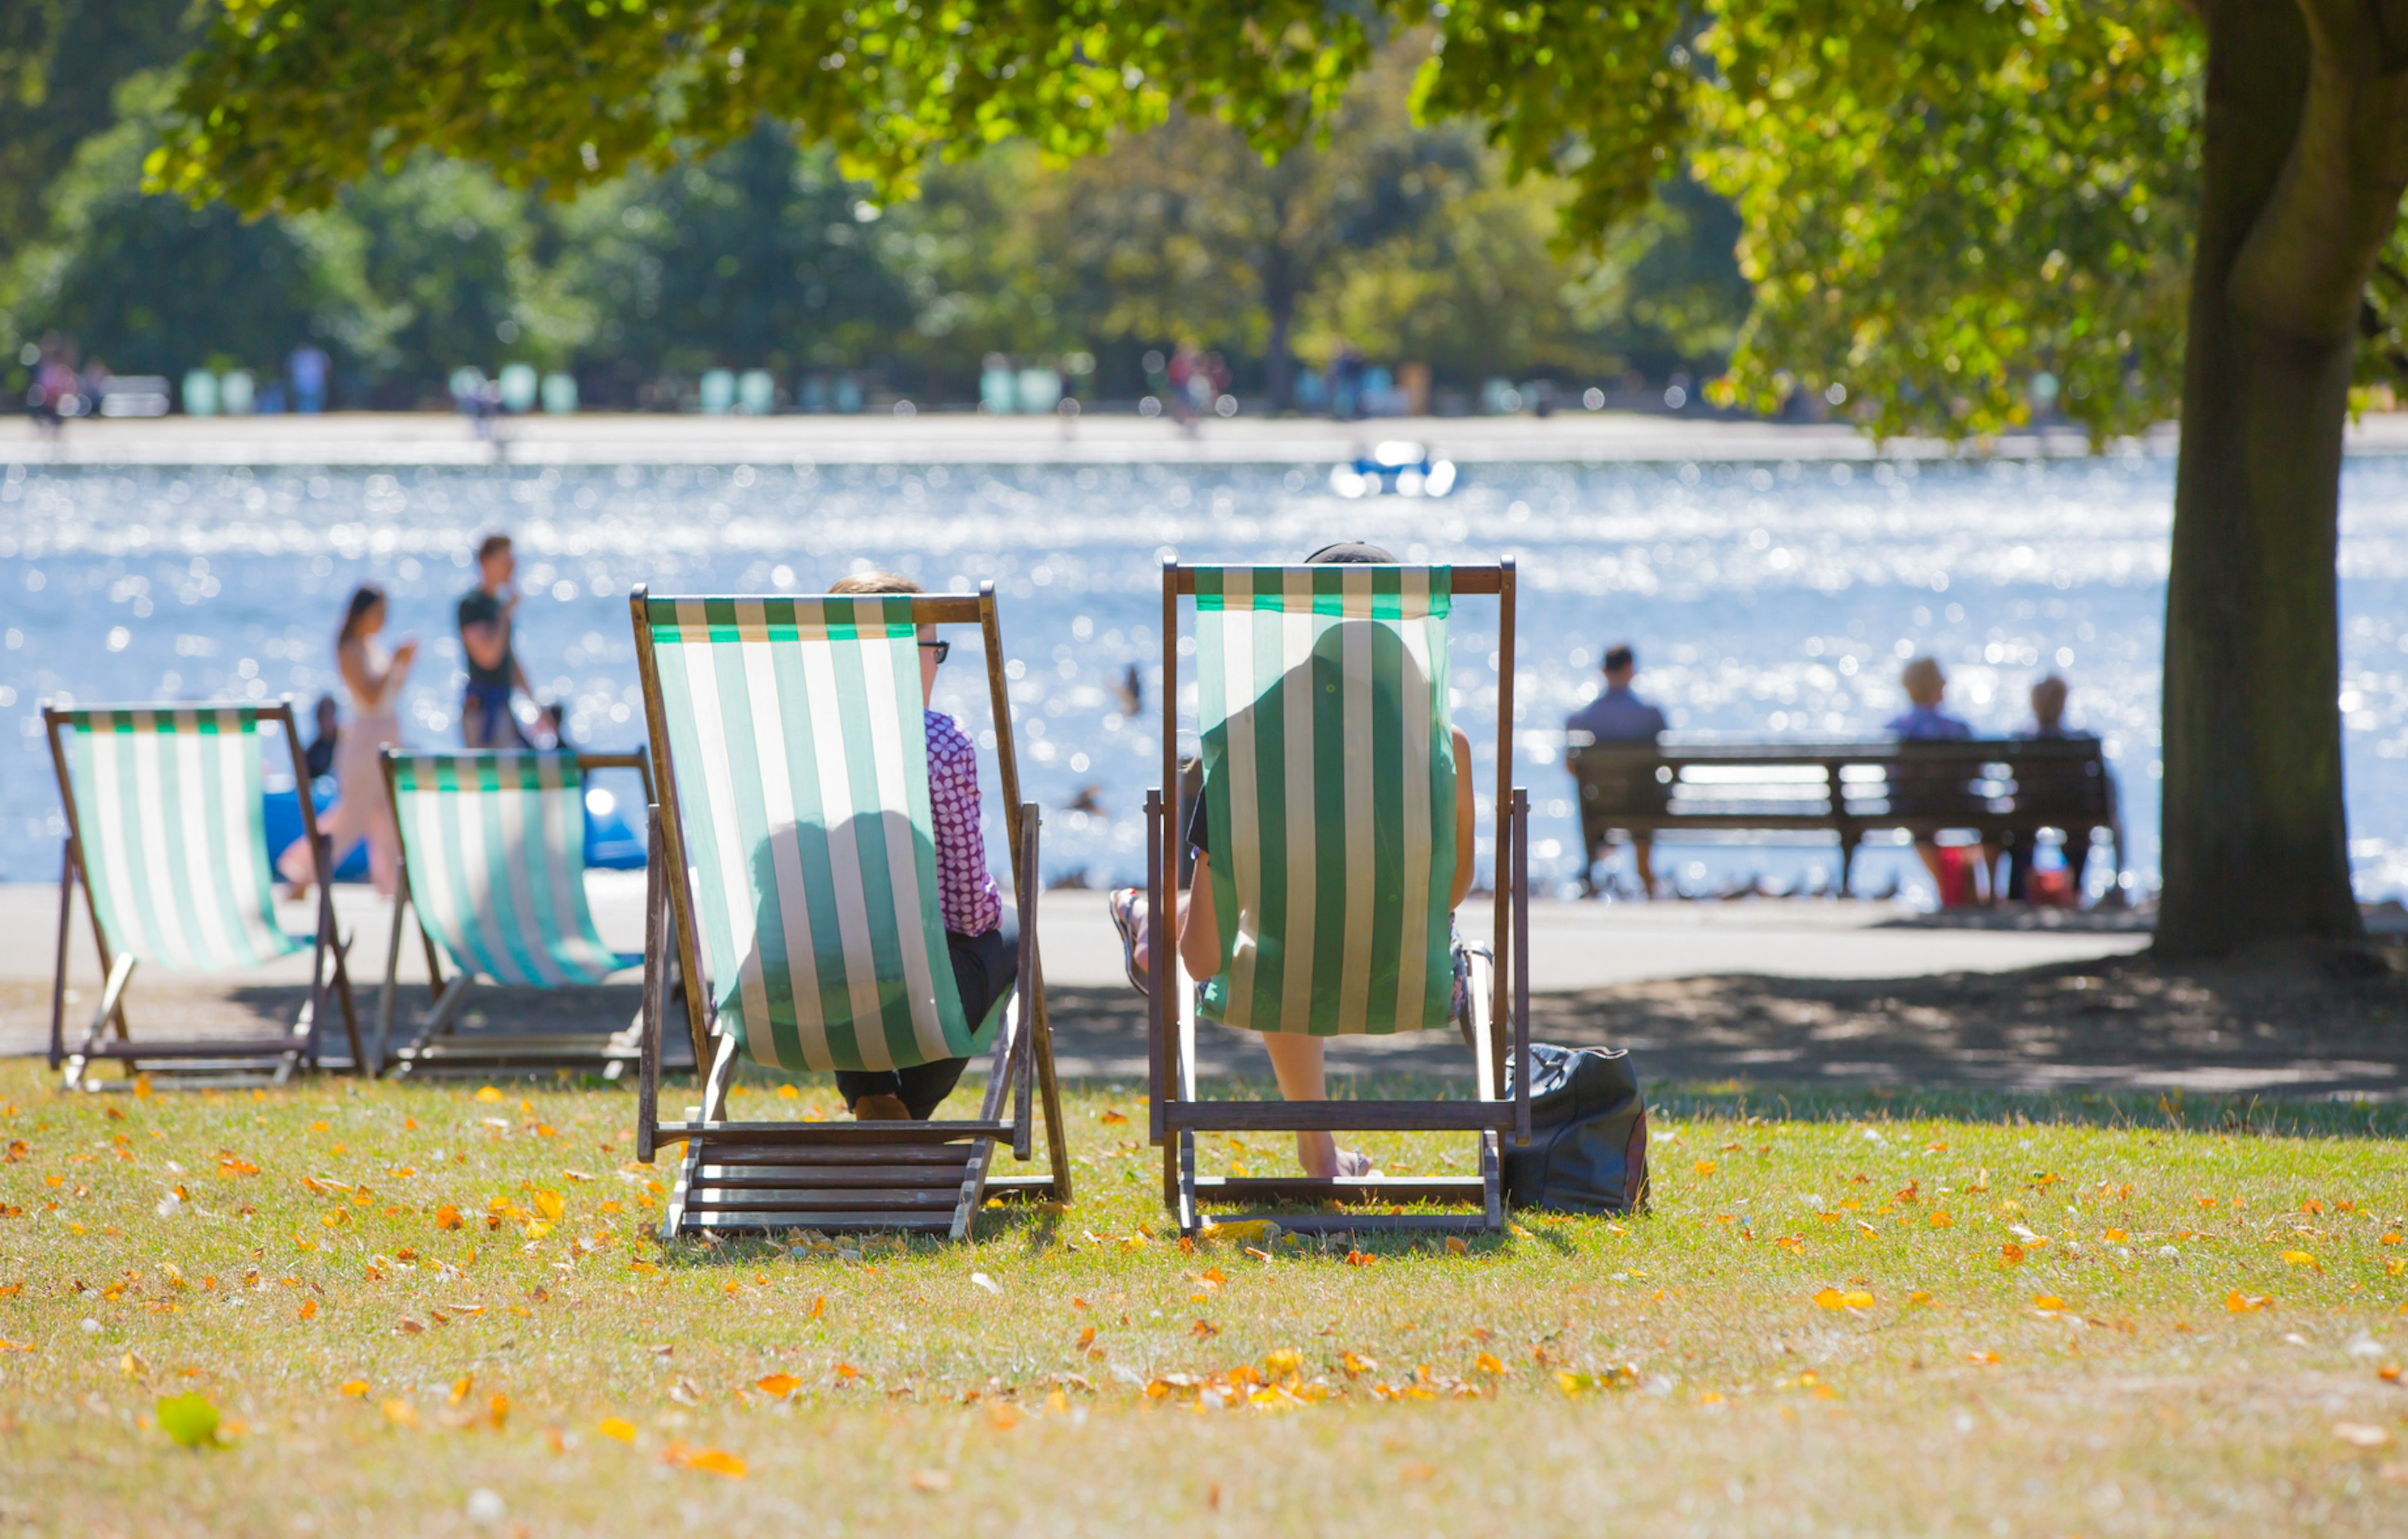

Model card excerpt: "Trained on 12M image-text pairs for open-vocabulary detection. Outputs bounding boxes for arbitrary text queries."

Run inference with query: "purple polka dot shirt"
[926,709,1001,936]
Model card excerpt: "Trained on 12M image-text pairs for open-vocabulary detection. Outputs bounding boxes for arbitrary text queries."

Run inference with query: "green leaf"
[156,1392,221,1449]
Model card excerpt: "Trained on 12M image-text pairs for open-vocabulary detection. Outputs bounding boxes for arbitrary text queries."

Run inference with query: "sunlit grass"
[4,1060,2407,1535]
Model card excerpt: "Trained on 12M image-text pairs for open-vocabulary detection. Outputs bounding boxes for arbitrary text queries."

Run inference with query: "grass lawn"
[5,1060,2408,1536]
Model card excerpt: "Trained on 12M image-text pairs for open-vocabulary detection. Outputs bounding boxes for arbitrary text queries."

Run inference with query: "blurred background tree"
[1,29,1746,408]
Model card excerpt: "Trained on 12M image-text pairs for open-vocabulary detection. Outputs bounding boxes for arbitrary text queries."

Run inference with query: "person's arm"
[1177,854,1222,981]
[460,590,516,674]
[336,640,378,705]
[460,618,508,672]
[1450,726,1476,908]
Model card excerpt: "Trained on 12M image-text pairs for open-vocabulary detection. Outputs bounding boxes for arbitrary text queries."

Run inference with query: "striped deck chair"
[376,749,672,1079]
[42,702,363,1091]
[627,584,1070,1240]
[1146,561,1532,1234]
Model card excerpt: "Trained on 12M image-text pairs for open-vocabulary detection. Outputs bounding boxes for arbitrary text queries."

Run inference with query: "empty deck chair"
[43,702,363,1090]
[628,585,1070,1240]
[376,748,673,1077]
[1146,561,1531,1233]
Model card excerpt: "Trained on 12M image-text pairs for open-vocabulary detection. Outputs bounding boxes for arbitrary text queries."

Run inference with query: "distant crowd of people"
[1568,643,2098,907]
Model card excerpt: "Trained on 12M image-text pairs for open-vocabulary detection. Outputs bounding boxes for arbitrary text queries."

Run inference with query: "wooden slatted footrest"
[80,1038,305,1060]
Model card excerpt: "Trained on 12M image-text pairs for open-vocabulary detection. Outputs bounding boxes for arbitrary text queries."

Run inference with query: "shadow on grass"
[1650,1080,2408,1139]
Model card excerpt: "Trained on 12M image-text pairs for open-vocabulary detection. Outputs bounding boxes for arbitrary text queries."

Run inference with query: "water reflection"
[3,455,2405,902]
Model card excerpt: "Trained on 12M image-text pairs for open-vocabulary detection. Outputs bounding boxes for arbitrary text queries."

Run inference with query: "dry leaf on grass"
[911,1469,953,1493]
[2335,1423,2392,1448]
[756,1373,800,1400]
[598,1416,638,1442]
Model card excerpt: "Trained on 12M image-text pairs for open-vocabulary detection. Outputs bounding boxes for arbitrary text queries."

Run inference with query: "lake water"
[4,454,2405,903]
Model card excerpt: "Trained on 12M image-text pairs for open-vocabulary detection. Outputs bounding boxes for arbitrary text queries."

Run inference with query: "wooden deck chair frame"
[627,583,1072,1241]
[1146,560,1532,1234]
[374,748,667,1080]
[43,699,364,1091]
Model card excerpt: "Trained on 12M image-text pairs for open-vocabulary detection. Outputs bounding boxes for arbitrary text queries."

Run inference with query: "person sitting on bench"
[1566,641,1668,897]
[1885,655,1989,904]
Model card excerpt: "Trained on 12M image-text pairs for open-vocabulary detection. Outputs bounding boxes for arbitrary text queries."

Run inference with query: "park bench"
[1566,735,2123,896]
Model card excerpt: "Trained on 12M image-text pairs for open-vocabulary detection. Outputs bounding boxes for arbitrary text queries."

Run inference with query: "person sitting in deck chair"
[818,571,1017,1122]
[1111,542,1476,1180]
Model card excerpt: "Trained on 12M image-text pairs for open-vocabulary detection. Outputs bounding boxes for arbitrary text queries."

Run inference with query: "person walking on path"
[279,584,414,898]
[1567,642,1670,897]
[457,533,534,748]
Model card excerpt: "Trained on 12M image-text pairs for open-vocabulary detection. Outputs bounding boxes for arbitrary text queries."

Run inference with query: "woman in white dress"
[280,583,415,898]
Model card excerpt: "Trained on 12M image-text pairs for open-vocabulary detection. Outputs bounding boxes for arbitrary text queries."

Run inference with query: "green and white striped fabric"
[1192,566,1457,1036]
[389,753,627,988]
[56,707,302,973]
[642,596,972,1074]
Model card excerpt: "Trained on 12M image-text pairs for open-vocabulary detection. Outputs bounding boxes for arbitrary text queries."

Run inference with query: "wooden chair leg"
[374,871,411,1075]
[48,842,73,1072]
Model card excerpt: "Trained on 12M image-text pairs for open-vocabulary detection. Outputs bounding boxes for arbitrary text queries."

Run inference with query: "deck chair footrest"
[1187,1175,1490,1204]
[77,1039,306,1060]
[653,1120,1010,1145]
[687,1189,965,1211]
[682,1143,983,1167]
[1195,1212,1503,1234]
[1163,1101,1512,1133]
[694,1169,971,1191]
[673,1209,957,1233]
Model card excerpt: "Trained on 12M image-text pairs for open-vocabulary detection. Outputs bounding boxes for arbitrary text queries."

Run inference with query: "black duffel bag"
[1500,1043,1650,1215]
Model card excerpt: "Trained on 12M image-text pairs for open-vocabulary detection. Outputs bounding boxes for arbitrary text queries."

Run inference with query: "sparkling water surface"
[4,455,2404,902]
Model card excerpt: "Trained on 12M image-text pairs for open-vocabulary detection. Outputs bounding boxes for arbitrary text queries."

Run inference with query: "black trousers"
[1998,830,2093,902]
[833,916,1017,1119]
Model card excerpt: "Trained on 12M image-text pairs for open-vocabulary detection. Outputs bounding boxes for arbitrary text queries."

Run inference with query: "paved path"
[7,876,2397,1102]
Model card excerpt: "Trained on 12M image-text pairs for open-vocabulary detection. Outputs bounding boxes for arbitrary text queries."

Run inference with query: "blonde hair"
[828,571,922,596]
[1900,655,1946,706]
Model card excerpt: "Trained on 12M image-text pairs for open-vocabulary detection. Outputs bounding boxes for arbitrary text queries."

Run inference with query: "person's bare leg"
[1913,841,1950,896]
[1259,1031,1343,1178]
[1634,835,1657,898]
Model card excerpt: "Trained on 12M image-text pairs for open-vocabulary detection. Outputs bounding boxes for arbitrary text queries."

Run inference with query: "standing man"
[457,532,533,748]
[1566,642,1670,897]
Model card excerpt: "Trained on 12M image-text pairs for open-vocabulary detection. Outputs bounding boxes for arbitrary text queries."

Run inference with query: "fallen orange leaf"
[682,1447,747,1478]
[2226,1292,2271,1313]
[756,1374,800,1400]
[382,1399,417,1427]
[435,1204,463,1231]
[297,1299,318,1321]
[338,1380,369,1397]
[1928,1211,1953,1229]
[1999,1242,2025,1265]
[1692,1160,1717,1177]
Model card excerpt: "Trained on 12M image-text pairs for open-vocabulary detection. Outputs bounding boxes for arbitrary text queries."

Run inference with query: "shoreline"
[14,408,2408,467]
[0,408,2244,467]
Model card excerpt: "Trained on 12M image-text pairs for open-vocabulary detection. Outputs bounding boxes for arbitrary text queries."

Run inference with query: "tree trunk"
[2158,0,2401,957]
[1264,282,1295,413]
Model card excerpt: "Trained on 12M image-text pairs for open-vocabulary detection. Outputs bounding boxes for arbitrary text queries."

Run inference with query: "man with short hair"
[2000,673,2100,902]
[1567,643,1669,897]
[457,533,533,748]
